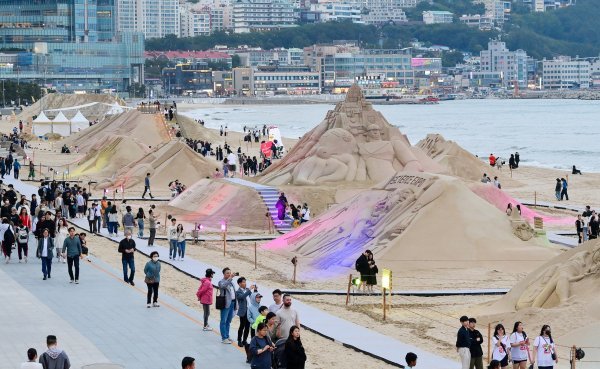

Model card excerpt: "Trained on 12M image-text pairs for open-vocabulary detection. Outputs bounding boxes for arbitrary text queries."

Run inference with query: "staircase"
[223,177,292,234]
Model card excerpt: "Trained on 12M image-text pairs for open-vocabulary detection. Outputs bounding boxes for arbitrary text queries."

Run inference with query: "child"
[251,306,269,333]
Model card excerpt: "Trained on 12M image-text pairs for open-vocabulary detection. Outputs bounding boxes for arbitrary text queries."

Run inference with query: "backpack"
[38,187,45,197]
[4,227,14,245]
[17,227,28,242]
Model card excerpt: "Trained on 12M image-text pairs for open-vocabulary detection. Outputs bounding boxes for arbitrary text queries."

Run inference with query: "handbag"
[543,336,557,361]
[215,288,226,310]
[144,276,155,284]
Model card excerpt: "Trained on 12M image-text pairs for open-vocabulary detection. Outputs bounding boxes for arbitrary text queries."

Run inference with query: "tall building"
[0,0,144,93]
[233,0,296,33]
[480,40,527,88]
[117,0,180,38]
[180,4,228,37]
[541,56,590,89]
[422,11,453,24]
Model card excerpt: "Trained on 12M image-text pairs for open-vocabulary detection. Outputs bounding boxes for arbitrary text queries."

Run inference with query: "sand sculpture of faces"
[292,128,358,185]
[516,245,600,309]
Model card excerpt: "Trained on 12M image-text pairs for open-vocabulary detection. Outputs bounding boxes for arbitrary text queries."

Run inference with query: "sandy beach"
[10,93,600,369]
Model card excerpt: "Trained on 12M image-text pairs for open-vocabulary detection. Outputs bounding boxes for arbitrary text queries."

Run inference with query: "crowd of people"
[457,316,558,369]
[575,205,599,244]
[488,152,520,170]
[275,192,310,228]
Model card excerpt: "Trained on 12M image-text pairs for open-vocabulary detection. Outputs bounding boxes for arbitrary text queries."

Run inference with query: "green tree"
[442,50,465,67]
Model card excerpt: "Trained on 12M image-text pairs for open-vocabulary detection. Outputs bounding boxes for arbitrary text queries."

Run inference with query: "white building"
[542,56,590,89]
[117,0,180,38]
[480,40,528,88]
[459,14,493,30]
[422,10,453,24]
[233,0,296,33]
[311,2,362,23]
[180,5,228,36]
[362,8,406,25]
[482,0,510,25]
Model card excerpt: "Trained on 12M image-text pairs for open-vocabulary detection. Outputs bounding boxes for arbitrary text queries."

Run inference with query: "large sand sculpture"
[482,240,600,363]
[264,171,560,275]
[95,140,214,191]
[259,85,443,185]
[166,178,269,233]
[417,134,495,181]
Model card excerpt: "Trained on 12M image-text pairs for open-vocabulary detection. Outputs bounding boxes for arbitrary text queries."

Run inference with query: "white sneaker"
[153,302,160,307]
[147,304,151,308]
[221,339,231,344]
[203,326,212,331]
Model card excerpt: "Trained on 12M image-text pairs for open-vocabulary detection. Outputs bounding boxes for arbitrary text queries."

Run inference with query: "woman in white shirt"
[492,324,510,369]
[176,224,187,261]
[533,325,557,369]
[509,321,532,369]
[55,218,68,264]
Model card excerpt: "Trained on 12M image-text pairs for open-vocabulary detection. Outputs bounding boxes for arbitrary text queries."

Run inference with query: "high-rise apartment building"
[0,0,144,92]
[233,0,296,33]
[542,56,590,89]
[480,40,527,88]
[117,0,180,38]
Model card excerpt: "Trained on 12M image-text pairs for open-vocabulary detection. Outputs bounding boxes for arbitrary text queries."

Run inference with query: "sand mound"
[165,178,269,233]
[259,85,443,186]
[264,172,560,275]
[62,110,169,154]
[95,140,214,190]
[479,240,600,364]
[417,134,495,181]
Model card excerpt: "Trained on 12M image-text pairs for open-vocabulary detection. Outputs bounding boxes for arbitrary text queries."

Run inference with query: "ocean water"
[183,99,600,172]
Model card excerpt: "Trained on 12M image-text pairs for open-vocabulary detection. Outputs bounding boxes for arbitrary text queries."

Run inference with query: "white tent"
[33,112,52,136]
[70,110,89,132]
[52,111,71,137]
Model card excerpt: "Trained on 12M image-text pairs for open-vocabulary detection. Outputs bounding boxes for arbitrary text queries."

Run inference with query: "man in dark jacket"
[4,184,17,206]
[456,316,471,369]
[355,250,370,292]
[36,212,56,238]
[468,317,483,369]
[118,231,136,286]
[39,335,70,369]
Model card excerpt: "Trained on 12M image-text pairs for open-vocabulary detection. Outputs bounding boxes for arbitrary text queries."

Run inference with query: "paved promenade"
[0,243,246,369]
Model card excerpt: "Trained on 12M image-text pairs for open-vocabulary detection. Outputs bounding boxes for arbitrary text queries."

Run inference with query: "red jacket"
[196,277,213,305]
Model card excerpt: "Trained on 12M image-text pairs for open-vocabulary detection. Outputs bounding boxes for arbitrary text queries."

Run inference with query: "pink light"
[198,224,204,230]
[220,221,227,232]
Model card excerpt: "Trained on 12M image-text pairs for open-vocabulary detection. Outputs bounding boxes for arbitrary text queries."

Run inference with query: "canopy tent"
[33,111,52,136]
[52,111,71,136]
[70,110,89,132]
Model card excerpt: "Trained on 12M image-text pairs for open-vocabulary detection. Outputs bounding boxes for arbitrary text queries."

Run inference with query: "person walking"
[456,316,472,369]
[285,325,307,369]
[142,173,154,199]
[249,322,275,369]
[560,178,569,201]
[16,219,30,263]
[86,203,99,233]
[2,218,14,263]
[62,227,82,284]
[122,206,135,236]
[509,321,532,369]
[107,205,119,237]
[36,229,54,280]
[55,218,68,264]
[533,325,557,369]
[576,215,585,244]
[28,161,35,180]
[236,277,254,347]
[468,318,484,369]
[554,179,561,201]
[176,224,186,261]
[196,268,215,331]
[167,218,177,260]
[13,158,20,179]
[217,267,237,344]
[144,251,161,308]
[492,324,510,369]
[119,231,136,286]
[276,294,300,340]
[39,335,70,369]
[135,208,145,238]
[21,348,43,369]
[147,209,157,246]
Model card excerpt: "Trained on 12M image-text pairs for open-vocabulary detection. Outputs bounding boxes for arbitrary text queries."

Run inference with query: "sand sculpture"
[260,85,442,185]
[264,172,558,274]
[417,134,494,181]
[515,244,600,309]
[166,178,269,233]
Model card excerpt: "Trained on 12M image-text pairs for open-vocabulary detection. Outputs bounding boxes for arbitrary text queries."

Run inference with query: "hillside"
[146,0,600,59]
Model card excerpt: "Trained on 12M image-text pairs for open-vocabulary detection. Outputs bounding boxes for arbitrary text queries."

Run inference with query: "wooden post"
[534,191,537,207]
[254,242,257,270]
[223,231,227,256]
[164,214,168,235]
[291,256,298,284]
[346,274,352,306]
[382,287,387,321]
[571,346,576,369]
[487,323,491,363]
